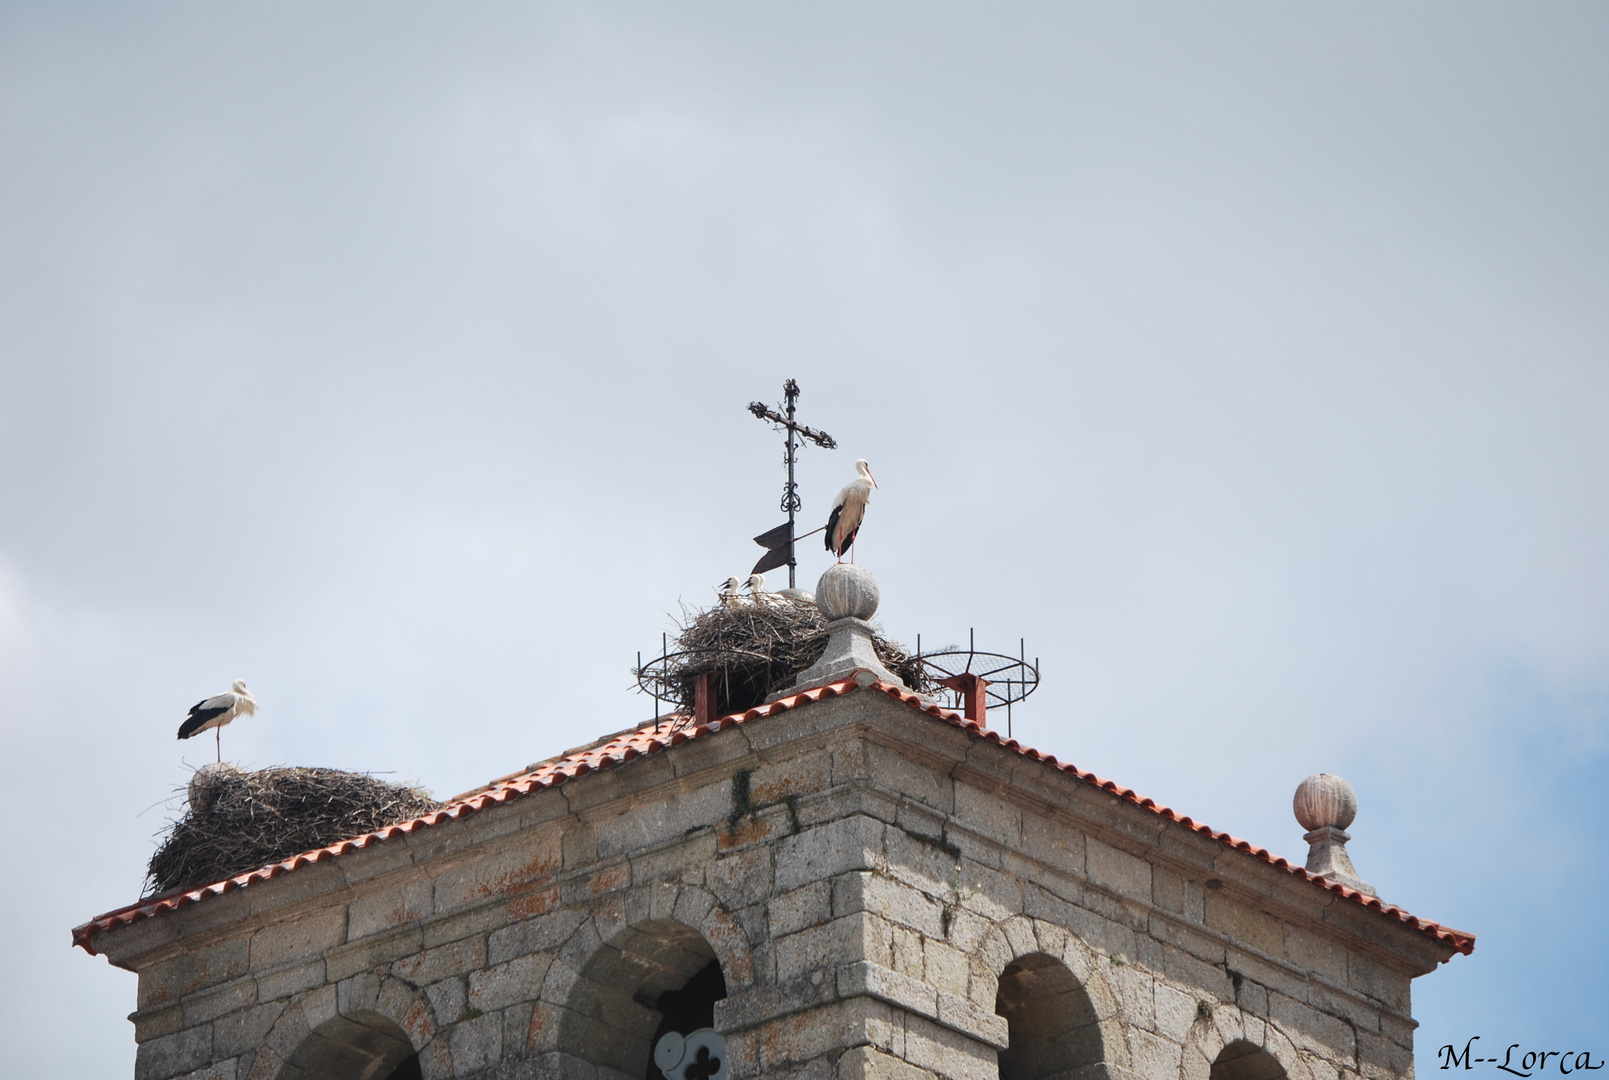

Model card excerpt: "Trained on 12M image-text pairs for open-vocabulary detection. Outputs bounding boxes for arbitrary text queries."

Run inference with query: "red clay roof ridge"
[72,673,1473,960]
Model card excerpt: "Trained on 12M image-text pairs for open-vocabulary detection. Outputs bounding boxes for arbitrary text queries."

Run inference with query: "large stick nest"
[146,765,440,896]
[635,595,932,717]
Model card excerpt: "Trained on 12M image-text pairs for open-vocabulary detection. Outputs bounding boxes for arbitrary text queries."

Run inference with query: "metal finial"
[747,379,836,588]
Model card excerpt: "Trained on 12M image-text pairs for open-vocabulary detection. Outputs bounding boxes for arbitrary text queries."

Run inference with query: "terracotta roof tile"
[73,675,1474,959]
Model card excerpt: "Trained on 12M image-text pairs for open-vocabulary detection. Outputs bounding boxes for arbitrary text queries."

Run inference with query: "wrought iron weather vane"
[748,379,836,588]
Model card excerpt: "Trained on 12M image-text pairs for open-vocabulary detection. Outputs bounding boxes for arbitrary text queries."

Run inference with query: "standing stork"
[825,459,878,563]
[177,679,258,762]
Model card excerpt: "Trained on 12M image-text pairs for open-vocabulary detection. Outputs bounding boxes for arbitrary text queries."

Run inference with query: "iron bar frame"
[747,379,836,588]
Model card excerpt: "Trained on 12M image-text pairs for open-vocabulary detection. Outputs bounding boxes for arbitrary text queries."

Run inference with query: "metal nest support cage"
[915,629,1039,738]
[634,600,932,726]
[634,635,776,726]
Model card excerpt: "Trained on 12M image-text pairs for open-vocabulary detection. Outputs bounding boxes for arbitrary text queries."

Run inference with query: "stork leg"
[215,726,221,763]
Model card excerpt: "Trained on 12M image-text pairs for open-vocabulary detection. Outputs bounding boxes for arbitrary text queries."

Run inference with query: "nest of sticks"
[146,765,440,896]
[636,594,931,717]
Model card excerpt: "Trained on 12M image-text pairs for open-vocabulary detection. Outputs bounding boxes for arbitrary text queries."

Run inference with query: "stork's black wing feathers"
[177,700,229,740]
[825,502,844,554]
[824,502,857,556]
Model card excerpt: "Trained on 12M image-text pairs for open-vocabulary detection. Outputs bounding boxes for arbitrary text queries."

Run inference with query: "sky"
[1,2,1606,1076]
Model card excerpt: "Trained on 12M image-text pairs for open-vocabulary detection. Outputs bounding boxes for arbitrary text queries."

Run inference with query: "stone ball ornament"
[771,564,904,698]
[815,563,880,621]
[654,1028,727,1080]
[1293,773,1359,832]
[187,762,240,812]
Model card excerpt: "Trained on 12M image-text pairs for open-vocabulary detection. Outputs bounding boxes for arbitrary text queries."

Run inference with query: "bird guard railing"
[915,629,1039,739]
[634,635,777,725]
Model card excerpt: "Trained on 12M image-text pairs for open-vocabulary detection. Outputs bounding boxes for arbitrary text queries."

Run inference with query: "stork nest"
[635,594,931,717]
[145,765,440,896]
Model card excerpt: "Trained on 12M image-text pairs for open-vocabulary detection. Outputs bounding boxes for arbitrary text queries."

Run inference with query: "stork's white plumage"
[825,459,878,561]
[177,679,257,762]
[718,576,743,604]
[746,573,770,603]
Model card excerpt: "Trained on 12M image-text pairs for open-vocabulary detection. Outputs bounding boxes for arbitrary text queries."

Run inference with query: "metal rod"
[748,379,834,588]
[785,379,798,589]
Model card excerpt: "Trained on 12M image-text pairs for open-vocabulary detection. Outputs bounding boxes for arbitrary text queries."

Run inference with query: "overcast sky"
[2,3,1605,1076]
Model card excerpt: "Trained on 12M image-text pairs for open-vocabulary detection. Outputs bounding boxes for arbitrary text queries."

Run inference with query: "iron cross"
[747,379,837,588]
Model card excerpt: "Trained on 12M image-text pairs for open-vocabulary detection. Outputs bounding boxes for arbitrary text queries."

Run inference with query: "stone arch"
[260,978,439,1080]
[1181,1009,1312,1080]
[995,953,1104,1080]
[554,917,731,1080]
[1212,1042,1288,1080]
[276,1010,420,1080]
[974,916,1129,1078]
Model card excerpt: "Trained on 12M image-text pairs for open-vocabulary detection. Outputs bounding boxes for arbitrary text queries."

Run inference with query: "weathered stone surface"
[710,845,774,910]
[347,878,434,941]
[1203,893,1284,958]
[90,688,1459,1080]
[132,1003,187,1043]
[182,978,258,1027]
[469,952,549,1012]
[1088,839,1153,903]
[451,1011,504,1073]
[141,939,251,1010]
[173,1061,238,1080]
[135,1024,212,1080]
[775,815,887,893]
[771,881,834,938]
[248,908,346,972]
[391,934,487,986]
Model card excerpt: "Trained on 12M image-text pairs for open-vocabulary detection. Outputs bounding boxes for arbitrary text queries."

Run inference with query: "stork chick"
[746,573,771,604]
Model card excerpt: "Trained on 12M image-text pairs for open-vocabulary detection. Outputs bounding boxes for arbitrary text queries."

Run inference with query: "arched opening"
[995,953,1103,1080]
[557,918,729,1080]
[276,1010,420,1080]
[1211,1041,1287,1080]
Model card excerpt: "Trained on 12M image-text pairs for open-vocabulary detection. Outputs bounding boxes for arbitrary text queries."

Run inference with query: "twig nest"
[816,564,879,621]
[635,587,928,716]
[188,762,242,813]
[1293,773,1358,832]
[149,766,440,896]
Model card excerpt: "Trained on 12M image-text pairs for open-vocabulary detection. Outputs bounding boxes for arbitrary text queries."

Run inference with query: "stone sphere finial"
[1293,773,1358,832]
[769,564,901,700]
[188,762,241,812]
[815,564,879,621]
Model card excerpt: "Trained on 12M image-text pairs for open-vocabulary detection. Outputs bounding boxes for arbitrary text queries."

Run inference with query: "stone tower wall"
[92,691,1455,1080]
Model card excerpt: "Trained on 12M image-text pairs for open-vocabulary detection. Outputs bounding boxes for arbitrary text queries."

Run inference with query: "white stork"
[746,573,771,604]
[177,680,257,762]
[717,576,743,604]
[825,459,878,562]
